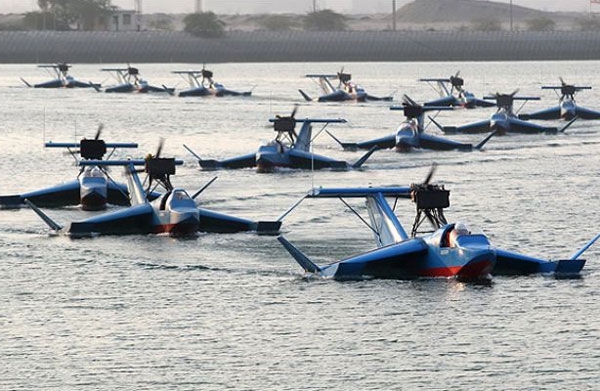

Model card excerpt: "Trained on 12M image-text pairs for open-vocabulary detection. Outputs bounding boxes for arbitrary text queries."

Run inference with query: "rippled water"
[1,61,599,390]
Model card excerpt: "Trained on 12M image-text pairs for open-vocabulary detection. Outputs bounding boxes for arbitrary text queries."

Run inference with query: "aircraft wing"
[0,180,81,209]
[143,84,170,93]
[332,238,429,279]
[341,134,396,151]
[575,106,600,120]
[365,93,393,102]
[518,106,560,120]
[34,79,63,88]
[287,149,348,170]
[197,208,281,234]
[471,98,497,108]
[441,119,491,134]
[68,203,155,237]
[417,133,475,151]
[318,90,350,102]
[69,79,96,88]
[199,152,257,170]
[215,88,251,97]
[106,181,132,206]
[424,96,456,107]
[493,248,585,276]
[508,118,556,134]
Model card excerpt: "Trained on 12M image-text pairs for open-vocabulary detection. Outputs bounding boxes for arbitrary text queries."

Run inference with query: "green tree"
[525,17,555,32]
[184,12,226,38]
[35,0,112,31]
[576,16,600,31]
[256,14,298,31]
[303,9,347,31]
[471,18,503,32]
[147,17,174,31]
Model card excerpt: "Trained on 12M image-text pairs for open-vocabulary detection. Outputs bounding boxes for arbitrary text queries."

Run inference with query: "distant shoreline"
[2,30,600,63]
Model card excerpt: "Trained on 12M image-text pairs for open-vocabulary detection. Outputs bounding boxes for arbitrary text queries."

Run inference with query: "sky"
[1,0,593,14]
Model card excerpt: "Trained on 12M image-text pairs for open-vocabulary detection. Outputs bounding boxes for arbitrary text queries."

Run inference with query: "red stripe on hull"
[420,260,494,279]
[153,222,198,237]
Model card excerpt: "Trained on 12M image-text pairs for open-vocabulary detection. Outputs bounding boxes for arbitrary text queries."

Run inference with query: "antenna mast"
[134,0,142,31]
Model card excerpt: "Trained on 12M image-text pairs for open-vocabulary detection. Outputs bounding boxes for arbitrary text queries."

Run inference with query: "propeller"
[409,163,448,237]
[449,70,464,91]
[94,123,104,140]
[273,104,299,137]
[401,95,424,120]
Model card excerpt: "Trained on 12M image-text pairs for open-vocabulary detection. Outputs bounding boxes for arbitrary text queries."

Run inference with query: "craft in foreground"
[519,78,600,121]
[431,90,577,135]
[0,127,141,211]
[183,106,378,173]
[26,144,281,237]
[277,168,596,280]
[299,69,393,102]
[328,95,495,152]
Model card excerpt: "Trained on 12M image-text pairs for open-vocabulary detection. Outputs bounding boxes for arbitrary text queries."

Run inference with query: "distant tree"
[23,11,70,30]
[147,17,174,31]
[256,14,298,31]
[184,12,226,38]
[471,18,502,32]
[35,0,113,30]
[575,16,600,31]
[525,17,555,32]
[0,17,25,31]
[303,9,347,31]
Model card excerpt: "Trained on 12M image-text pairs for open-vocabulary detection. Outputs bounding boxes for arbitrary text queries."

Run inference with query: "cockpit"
[159,189,196,210]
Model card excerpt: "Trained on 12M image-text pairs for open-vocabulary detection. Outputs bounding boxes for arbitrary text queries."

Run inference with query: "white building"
[109,9,141,31]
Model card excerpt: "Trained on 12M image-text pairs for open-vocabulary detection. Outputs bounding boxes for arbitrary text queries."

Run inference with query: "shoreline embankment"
[1,30,600,63]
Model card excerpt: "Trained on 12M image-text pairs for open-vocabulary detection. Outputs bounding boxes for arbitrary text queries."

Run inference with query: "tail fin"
[428,115,445,132]
[162,84,175,96]
[298,89,312,102]
[256,221,282,235]
[183,144,202,160]
[554,259,586,276]
[20,78,32,88]
[570,232,600,260]
[277,236,321,273]
[326,130,358,151]
[352,145,379,169]
[89,82,102,92]
[559,116,578,133]
[475,130,497,150]
[24,199,63,231]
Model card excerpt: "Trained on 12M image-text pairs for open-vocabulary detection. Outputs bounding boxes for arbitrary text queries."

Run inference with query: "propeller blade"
[94,123,104,140]
[510,89,520,97]
[156,137,164,159]
[402,94,419,108]
[423,163,438,185]
[290,103,299,119]
[192,176,218,200]
[560,76,566,86]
